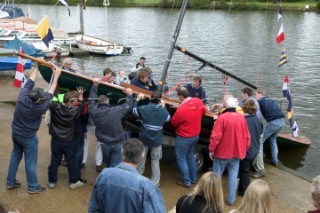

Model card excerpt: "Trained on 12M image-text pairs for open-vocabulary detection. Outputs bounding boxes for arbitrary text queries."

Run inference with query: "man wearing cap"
[6,64,61,194]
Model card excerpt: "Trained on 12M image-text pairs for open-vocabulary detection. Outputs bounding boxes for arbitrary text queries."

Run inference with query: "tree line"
[11,0,320,10]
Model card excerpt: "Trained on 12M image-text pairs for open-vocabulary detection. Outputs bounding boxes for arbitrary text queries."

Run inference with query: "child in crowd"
[115,70,130,85]
[101,68,115,83]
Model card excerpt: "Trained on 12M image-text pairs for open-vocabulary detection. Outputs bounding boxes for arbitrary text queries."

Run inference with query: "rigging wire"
[103,0,110,41]
[162,0,185,90]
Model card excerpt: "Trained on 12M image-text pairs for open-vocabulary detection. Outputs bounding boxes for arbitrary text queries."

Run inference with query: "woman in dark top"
[176,172,224,213]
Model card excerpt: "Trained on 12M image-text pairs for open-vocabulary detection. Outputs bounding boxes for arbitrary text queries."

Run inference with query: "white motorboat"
[75,34,124,56]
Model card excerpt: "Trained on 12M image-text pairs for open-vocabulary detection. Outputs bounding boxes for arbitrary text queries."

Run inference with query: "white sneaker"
[69,180,85,189]
[47,182,56,189]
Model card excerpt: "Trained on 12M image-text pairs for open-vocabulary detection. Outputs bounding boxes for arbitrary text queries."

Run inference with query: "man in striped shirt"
[132,91,170,187]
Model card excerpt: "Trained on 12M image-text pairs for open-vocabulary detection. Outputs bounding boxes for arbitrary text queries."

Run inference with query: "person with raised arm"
[132,91,170,187]
[7,64,61,194]
[47,87,87,190]
[88,78,134,169]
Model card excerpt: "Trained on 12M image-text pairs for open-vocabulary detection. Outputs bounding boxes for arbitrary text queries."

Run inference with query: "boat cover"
[0,4,25,19]
[4,37,45,58]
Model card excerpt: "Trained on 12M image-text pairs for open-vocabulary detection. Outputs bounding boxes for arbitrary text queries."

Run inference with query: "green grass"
[250,2,317,10]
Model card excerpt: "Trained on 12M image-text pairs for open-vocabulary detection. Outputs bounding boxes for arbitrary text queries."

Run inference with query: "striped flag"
[278,50,287,68]
[13,50,27,88]
[282,75,299,137]
[291,120,299,137]
[35,15,54,48]
[276,24,285,44]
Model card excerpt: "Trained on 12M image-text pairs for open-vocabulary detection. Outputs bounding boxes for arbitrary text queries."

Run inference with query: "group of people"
[4,55,315,213]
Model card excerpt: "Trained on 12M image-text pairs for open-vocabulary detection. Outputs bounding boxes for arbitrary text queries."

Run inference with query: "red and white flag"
[276,24,285,44]
[13,51,27,88]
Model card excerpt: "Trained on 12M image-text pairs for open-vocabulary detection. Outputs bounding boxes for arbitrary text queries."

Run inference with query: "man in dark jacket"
[130,67,157,91]
[132,91,170,187]
[252,88,285,178]
[88,78,134,168]
[7,65,61,194]
[47,87,86,190]
[185,75,208,105]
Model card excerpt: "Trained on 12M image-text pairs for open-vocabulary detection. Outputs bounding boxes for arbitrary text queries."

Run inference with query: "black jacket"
[49,101,82,141]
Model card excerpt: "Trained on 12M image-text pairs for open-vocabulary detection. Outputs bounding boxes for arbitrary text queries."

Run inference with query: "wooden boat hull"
[37,64,311,147]
[75,34,124,56]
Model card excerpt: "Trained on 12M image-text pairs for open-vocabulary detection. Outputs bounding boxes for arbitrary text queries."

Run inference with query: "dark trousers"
[48,137,78,184]
[75,134,84,179]
[238,158,253,196]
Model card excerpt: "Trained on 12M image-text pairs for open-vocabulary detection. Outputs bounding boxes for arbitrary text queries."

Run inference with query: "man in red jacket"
[209,96,251,205]
[171,87,207,188]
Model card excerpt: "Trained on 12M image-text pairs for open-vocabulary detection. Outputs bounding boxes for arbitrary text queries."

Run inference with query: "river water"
[17,4,320,178]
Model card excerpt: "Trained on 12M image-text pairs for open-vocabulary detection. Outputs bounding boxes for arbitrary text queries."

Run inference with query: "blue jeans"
[48,138,78,184]
[213,158,240,205]
[100,142,123,168]
[175,135,199,186]
[261,118,285,164]
[7,133,40,190]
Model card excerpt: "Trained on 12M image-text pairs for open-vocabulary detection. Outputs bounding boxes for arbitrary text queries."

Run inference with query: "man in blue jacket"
[88,138,166,213]
[132,91,170,187]
[252,88,285,178]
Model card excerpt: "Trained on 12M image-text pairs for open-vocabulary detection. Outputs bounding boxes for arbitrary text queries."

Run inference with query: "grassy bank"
[13,0,319,11]
[107,0,318,11]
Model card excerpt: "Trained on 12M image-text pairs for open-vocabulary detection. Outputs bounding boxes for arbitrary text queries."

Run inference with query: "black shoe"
[28,185,46,194]
[252,172,265,178]
[96,165,104,172]
[7,180,21,189]
[237,191,244,196]
[176,180,191,188]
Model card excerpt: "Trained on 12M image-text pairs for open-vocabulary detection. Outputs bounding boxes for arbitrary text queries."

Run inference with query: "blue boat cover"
[0,56,32,71]
[0,4,25,18]
[4,37,45,58]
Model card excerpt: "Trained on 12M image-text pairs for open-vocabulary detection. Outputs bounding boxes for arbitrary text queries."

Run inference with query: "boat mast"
[175,45,257,90]
[158,0,189,93]
[79,2,84,34]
